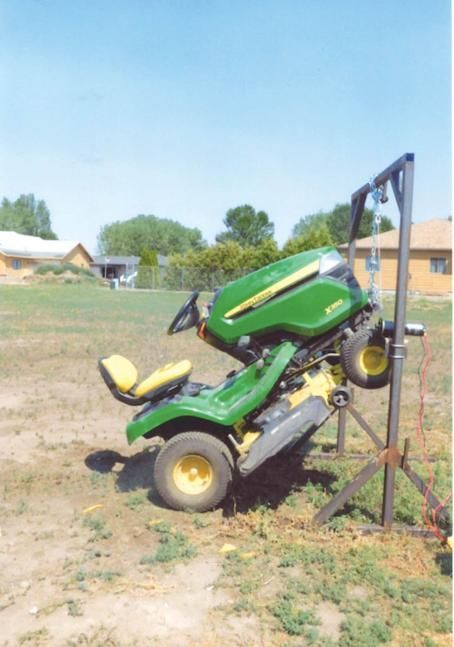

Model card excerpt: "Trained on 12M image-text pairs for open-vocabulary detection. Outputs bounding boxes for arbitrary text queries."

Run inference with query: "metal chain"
[368,179,383,310]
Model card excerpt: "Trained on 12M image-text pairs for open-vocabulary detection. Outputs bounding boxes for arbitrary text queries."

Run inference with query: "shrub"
[35,262,95,278]
[35,263,60,275]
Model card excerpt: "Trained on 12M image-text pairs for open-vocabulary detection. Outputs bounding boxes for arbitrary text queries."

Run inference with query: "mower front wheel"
[154,432,233,512]
[340,328,390,390]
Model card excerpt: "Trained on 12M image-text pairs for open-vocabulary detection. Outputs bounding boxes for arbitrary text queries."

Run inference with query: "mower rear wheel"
[154,432,233,512]
[340,328,390,390]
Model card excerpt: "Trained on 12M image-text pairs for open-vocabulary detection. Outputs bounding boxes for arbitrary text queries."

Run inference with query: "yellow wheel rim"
[359,345,388,376]
[172,455,213,495]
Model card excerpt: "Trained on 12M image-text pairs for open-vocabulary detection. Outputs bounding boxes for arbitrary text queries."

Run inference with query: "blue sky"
[0,0,451,253]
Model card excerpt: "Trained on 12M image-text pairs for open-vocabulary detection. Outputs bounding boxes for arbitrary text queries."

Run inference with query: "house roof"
[92,255,140,265]
[92,254,168,266]
[0,231,93,261]
[340,218,452,251]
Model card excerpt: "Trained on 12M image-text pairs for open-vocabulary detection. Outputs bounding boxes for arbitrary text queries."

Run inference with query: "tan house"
[0,231,93,278]
[341,218,452,295]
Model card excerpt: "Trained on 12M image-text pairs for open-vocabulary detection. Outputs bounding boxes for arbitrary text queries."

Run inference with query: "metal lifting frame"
[314,153,447,530]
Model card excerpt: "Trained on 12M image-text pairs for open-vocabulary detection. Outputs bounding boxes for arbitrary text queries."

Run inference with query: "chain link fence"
[129,266,252,291]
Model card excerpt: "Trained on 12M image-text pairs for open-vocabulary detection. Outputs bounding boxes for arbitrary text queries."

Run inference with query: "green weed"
[75,566,86,582]
[339,616,391,647]
[304,481,328,508]
[140,523,196,565]
[284,494,298,508]
[270,591,320,636]
[278,544,336,573]
[15,500,27,515]
[72,567,121,587]
[18,629,50,645]
[89,471,109,489]
[424,639,438,647]
[125,491,147,509]
[82,514,112,541]
[151,520,172,533]
[91,570,121,582]
[232,596,256,614]
[222,550,249,577]
[66,598,84,617]
[192,514,210,528]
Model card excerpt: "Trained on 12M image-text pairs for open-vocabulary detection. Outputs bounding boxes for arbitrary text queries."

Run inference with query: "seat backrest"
[99,355,138,393]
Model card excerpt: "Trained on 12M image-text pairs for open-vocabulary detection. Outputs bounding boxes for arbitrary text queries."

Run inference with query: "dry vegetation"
[0,284,451,646]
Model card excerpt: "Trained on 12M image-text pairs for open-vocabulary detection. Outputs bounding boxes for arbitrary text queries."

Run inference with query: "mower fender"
[126,341,297,445]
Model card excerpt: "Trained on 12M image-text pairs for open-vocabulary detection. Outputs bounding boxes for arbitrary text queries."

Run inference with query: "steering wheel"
[167,291,200,335]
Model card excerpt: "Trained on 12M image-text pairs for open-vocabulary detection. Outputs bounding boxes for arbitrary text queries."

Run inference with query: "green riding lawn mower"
[98,246,411,512]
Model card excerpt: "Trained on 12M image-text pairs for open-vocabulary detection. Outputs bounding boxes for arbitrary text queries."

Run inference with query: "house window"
[430,257,447,274]
[12,259,22,270]
[365,255,380,272]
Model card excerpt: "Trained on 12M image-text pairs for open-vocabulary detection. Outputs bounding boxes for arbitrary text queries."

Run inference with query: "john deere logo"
[245,289,273,309]
[325,299,343,315]
[224,259,320,318]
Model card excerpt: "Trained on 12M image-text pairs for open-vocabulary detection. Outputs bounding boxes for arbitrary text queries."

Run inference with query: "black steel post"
[381,158,414,529]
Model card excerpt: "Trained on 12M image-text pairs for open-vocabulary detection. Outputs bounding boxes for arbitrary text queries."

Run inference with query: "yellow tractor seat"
[99,355,193,406]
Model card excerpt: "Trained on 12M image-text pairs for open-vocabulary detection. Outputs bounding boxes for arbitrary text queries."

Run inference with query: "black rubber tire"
[154,432,233,512]
[340,328,390,390]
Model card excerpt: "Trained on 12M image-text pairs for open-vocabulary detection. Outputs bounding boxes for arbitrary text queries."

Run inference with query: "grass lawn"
[0,284,451,646]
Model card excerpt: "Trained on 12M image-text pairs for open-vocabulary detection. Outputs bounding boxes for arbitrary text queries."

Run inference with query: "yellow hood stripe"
[224,259,320,319]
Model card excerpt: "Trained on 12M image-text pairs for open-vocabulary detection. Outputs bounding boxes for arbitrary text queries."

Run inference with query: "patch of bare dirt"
[316,601,345,641]
[2,557,231,646]
[0,344,278,646]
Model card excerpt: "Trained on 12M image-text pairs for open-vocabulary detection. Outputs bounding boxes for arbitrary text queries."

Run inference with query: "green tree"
[35,200,55,238]
[98,215,206,256]
[166,241,250,291]
[0,194,57,239]
[136,249,159,289]
[248,238,280,269]
[282,223,333,257]
[216,205,274,247]
[291,212,327,238]
[165,238,282,291]
[139,249,158,267]
[292,203,394,246]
